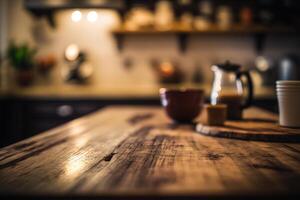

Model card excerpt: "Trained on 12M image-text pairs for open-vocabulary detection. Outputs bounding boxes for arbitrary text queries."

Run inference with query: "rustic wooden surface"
[196,112,300,142]
[0,106,300,199]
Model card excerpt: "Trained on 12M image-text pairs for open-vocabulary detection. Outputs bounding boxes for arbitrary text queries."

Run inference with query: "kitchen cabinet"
[0,96,275,148]
[0,106,299,199]
[0,97,159,147]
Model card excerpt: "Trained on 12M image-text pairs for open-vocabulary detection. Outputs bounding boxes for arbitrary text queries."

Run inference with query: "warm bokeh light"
[160,61,174,76]
[79,63,94,78]
[65,44,80,61]
[87,11,98,22]
[255,56,270,72]
[71,10,82,22]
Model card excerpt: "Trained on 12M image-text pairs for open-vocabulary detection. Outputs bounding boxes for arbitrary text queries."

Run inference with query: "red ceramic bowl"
[160,88,205,123]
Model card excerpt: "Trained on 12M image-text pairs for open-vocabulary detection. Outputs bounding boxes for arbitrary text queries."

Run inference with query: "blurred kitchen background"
[0,0,300,147]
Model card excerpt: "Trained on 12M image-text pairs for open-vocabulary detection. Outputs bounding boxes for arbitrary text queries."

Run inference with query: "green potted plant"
[7,42,36,86]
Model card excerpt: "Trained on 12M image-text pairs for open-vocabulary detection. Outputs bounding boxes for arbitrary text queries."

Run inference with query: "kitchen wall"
[0,0,8,89]
[2,0,300,89]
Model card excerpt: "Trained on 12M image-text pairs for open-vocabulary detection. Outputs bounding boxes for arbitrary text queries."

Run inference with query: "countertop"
[0,106,299,199]
[0,84,276,99]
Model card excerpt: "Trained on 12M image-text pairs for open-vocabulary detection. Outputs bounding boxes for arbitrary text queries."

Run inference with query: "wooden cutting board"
[196,110,300,143]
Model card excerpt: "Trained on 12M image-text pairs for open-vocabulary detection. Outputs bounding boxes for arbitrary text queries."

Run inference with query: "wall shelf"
[112,25,298,53]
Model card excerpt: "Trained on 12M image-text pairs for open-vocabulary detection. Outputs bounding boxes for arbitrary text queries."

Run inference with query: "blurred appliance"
[63,44,93,84]
[278,54,300,80]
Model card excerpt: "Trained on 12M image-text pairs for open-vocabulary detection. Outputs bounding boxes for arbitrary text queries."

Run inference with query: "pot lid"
[214,61,241,71]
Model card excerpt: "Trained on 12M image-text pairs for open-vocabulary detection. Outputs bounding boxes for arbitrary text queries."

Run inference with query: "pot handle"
[236,71,253,109]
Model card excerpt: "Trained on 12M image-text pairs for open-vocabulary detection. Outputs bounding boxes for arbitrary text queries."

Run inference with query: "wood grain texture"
[0,106,300,199]
[196,110,300,142]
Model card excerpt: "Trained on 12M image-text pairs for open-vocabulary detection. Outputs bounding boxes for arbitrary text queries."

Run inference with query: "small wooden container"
[205,104,227,126]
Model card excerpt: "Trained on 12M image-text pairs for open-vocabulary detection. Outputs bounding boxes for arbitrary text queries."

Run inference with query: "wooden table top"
[0,106,299,199]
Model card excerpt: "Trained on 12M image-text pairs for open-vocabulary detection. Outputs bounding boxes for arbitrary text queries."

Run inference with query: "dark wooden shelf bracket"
[115,33,124,52]
[178,33,188,53]
[254,33,267,55]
